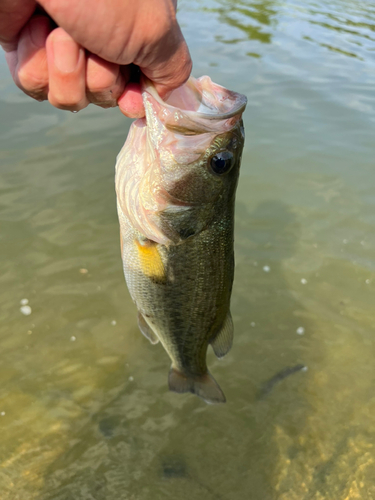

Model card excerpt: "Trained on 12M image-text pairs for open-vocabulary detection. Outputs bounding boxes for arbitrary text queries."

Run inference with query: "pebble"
[0,412,5,416]
[296,327,305,335]
[128,376,134,382]
[20,305,32,316]
[111,320,117,326]
[70,336,76,342]
[20,298,29,305]
[301,278,307,285]
[263,265,270,273]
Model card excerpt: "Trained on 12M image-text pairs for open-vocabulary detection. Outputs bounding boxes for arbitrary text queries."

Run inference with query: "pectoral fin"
[168,368,226,404]
[137,312,159,345]
[210,311,234,359]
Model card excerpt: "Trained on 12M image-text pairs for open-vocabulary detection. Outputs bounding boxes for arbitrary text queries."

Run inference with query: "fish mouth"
[141,76,247,133]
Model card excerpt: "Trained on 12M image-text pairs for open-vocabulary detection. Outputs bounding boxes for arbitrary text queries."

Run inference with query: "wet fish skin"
[115,77,246,404]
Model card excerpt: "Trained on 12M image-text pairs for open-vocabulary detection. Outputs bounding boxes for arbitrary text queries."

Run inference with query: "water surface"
[1,1,375,498]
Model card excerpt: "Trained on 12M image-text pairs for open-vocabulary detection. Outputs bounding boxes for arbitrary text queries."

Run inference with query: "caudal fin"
[168,368,226,404]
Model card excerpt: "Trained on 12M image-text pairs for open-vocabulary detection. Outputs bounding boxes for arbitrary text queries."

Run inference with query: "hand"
[0,0,192,117]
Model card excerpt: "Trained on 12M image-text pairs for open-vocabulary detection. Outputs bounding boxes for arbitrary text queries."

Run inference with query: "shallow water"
[1,0,375,498]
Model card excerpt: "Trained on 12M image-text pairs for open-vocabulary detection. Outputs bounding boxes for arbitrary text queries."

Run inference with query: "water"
[1,0,375,498]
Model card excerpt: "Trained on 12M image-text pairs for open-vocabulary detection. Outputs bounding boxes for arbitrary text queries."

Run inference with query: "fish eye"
[210,151,234,175]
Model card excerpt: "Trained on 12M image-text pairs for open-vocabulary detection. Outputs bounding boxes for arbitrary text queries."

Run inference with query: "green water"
[1,0,375,498]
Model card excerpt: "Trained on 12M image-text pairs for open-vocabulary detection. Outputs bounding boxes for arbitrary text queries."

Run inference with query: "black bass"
[115,76,246,404]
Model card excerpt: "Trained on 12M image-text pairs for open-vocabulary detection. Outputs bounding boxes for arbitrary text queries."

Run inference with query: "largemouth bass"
[115,76,246,404]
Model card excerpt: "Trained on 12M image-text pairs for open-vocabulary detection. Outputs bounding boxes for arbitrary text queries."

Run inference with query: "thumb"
[136,20,192,99]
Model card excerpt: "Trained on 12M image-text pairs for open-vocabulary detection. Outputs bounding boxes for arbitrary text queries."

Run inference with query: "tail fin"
[168,368,226,404]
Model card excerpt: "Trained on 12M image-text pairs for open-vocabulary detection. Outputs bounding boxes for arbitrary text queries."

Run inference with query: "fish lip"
[141,76,247,121]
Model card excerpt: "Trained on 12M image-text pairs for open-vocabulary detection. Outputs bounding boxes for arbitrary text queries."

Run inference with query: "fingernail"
[52,35,82,73]
[29,16,50,48]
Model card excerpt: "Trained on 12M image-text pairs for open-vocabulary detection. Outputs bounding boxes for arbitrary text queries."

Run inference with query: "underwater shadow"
[226,199,321,498]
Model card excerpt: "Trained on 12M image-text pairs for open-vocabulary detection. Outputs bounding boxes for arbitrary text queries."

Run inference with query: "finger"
[0,0,36,52]
[38,0,133,62]
[131,1,192,98]
[139,26,192,100]
[14,15,51,101]
[46,27,89,111]
[86,54,127,108]
[38,0,183,66]
[117,82,145,119]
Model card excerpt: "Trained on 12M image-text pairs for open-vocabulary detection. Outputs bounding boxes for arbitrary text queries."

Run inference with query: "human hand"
[0,0,192,117]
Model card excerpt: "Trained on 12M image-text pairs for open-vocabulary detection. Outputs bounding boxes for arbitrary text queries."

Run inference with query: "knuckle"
[27,91,47,102]
[17,66,47,93]
[87,73,115,94]
[87,90,118,107]
[86,57,121,95]
[89,99,118,109]
[86,64,124,104]
[48,93,86,111]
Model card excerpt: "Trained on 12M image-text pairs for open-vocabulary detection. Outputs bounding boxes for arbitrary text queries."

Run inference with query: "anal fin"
[137,312,159,345]
[210,311,234,359]
[168,368,226,404]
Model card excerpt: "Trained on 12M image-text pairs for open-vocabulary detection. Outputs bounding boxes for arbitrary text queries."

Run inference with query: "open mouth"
[142,76,247,125]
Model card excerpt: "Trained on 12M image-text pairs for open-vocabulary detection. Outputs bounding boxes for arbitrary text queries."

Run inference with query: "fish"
[257,364,307,400]
[115,76,247,404]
